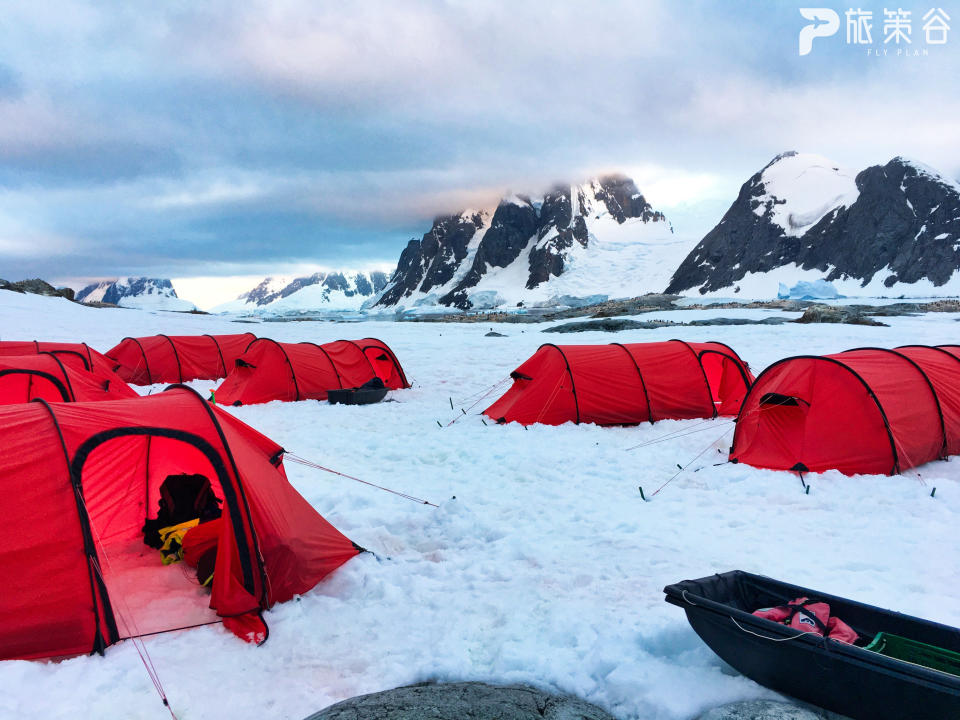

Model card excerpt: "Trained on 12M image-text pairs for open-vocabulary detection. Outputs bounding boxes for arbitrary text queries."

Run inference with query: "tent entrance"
[71,429,238,639]
[754,392,810,467]
[699,350,751,415]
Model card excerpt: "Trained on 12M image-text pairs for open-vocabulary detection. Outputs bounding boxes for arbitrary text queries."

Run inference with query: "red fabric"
[223,612,267,644]
[896,346,960,456]
[732,347,949,475]
[0,341,124,388]
[106,334,257,385]
[0,354,137,404]
[214,338,408,406]
[0,388,359,661]
[484,340,752,426]
[753,597,858,644]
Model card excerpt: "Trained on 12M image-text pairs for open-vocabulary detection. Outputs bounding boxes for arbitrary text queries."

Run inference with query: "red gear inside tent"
[214,337,409,406]
[0,387,361,661]
[0,353,137,404]
[106,333,258,385]
[484,340,752,426]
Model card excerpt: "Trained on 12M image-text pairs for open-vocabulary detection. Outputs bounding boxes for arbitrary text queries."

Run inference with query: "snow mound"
[755,153,860,237]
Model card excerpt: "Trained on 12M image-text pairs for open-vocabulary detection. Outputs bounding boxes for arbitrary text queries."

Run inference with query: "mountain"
[374,175,685,310]
[666,152,960,297]
[75,277,197,311]
[212,271,390,314]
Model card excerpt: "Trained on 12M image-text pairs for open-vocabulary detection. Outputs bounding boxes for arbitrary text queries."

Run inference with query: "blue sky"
[1,1,957,305]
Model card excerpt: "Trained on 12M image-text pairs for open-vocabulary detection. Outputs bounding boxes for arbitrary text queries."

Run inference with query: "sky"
[1,1,958,307]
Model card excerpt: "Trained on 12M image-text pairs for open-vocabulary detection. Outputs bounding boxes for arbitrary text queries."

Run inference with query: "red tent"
[0,387,360,661]
[730,345,960,475]
[214,338,409,406]
[0,353,137,404]
[0,340,123,385]
[106,333,258,385]
[484,340,753,426]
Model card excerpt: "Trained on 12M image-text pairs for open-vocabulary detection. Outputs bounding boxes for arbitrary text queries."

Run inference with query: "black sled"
[663,570,960,720]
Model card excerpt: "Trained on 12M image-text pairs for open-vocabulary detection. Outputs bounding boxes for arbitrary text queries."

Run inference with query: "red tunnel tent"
[214,337,409,406]
[0,340,123,385]
[484,340,753,426]
[730,345,960,476]
[106,333,258,385]
[0,354,138,404]
[0,387,361,661]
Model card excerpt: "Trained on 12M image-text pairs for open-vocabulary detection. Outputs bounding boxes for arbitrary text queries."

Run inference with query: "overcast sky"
[1,1,958,306]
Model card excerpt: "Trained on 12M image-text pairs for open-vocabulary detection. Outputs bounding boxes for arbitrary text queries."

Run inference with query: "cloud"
[0,0,956,283]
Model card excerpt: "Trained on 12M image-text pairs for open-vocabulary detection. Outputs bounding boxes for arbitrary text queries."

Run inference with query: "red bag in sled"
[753,596,858,644]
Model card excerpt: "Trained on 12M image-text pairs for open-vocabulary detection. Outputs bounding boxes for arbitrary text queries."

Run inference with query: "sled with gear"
[0,353,138,404]
[106,333,258,385]
[731,345,960,475]
[327,377,389,405]
[0,386,362,661]
[484,340,752,426]
[213,337,409,406]
[664,570,960,720]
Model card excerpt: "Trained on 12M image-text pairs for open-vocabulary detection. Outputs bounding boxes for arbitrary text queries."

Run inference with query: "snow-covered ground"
[1,291,959,720]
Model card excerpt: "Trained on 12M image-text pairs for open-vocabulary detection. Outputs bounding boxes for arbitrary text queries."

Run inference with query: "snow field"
[1,293,959,719]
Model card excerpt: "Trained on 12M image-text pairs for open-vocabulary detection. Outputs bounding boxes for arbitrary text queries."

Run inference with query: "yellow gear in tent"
[158,518,200,565]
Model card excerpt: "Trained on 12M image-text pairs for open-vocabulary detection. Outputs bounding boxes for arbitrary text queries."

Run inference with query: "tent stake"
[638,486,649,502]
[931,486,937,498]
[436,420,442,428]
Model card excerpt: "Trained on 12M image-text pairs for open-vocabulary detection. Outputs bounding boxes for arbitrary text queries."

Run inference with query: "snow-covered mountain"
[75,277,197,311]
[212,271,390,315]
[375,175,686,310]
[666,152,960,297]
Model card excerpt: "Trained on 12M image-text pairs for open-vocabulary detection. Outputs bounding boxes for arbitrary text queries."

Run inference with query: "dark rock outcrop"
[305,682,616,720]
[793,304,887,326]
[544,318,672,332]
[1,278,75,299]
[377,212,487,307]
[667,154,960,295]
[440,199,539,309]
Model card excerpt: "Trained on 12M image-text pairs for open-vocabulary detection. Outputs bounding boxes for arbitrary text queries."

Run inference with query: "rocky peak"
[666,153,960,295]
[376,173,675,310]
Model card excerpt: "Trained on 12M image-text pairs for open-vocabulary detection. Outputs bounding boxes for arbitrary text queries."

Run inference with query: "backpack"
[142,474,222,549]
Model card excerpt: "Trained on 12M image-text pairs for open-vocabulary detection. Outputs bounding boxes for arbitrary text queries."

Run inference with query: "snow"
[691,262,960,301]
[754,153,859,237]
[2,290,960,720]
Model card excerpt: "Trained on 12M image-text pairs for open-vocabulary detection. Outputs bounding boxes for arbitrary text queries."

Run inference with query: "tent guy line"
[284,453,439,507]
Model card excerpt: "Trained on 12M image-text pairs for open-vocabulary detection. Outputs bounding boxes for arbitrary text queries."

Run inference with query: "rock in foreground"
[696,699,830,720]
[305,681,617,720]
